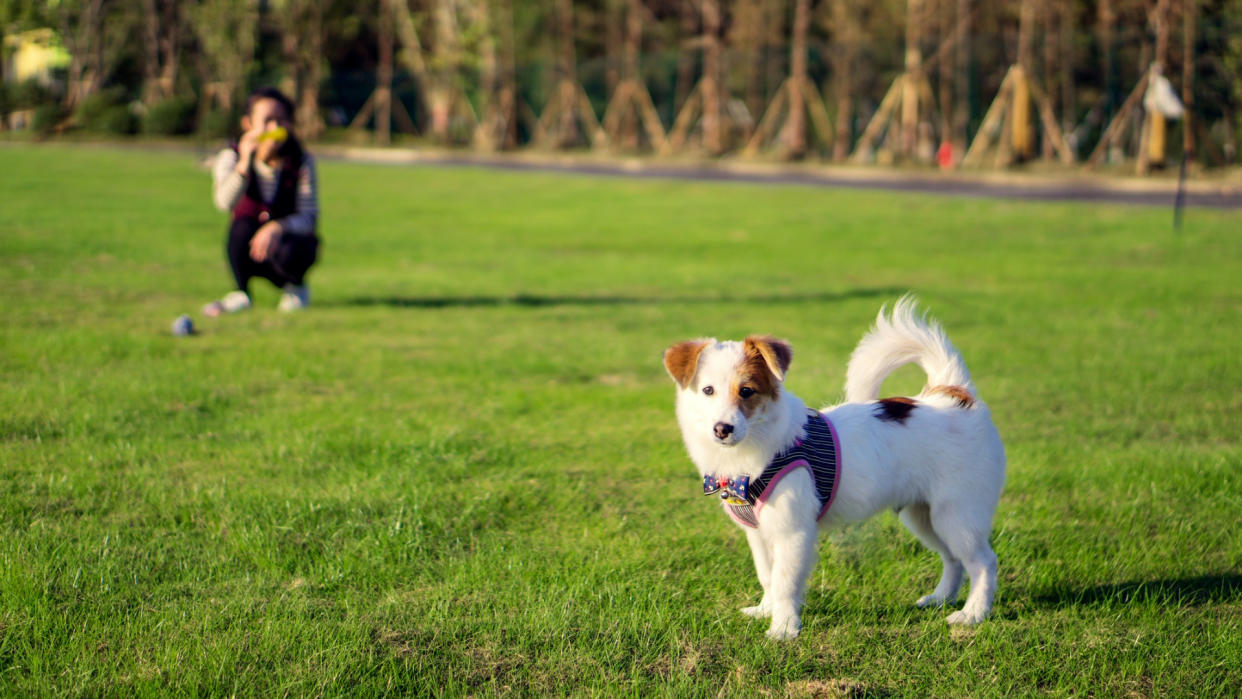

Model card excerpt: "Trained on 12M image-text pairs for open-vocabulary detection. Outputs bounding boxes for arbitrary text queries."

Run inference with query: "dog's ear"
[664,340,711,389]
[744,335,793,382]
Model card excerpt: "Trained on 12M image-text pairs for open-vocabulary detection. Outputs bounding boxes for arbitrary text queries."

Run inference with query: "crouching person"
[205,86,319,316]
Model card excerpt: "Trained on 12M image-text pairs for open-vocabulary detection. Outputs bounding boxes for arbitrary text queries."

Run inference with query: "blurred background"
[1,0,1239,173]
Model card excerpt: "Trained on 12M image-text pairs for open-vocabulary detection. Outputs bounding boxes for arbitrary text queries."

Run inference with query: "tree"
[600,0,666,151]
[827,0,863,160]
[188,0,258,117]
[141,0,181,105]
[57,0,108,108]
[665,0,731,155]
[536,0,605,148]
[269,0,327,138]
[743,0,835,159]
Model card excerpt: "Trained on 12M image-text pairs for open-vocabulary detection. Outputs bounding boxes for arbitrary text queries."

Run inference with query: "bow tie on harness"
[701,409,841,528]
[703,474,751,505]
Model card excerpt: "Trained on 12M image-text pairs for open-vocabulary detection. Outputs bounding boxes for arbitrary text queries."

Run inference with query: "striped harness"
[702,410,841,529]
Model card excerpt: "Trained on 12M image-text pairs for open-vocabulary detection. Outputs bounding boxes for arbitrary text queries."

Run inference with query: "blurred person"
[204,87,319,316]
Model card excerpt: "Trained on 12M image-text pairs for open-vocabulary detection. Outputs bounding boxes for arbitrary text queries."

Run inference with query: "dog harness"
[702,409,841,529]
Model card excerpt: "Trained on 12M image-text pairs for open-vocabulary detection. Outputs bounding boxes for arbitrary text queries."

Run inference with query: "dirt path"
[317,146,1242,210]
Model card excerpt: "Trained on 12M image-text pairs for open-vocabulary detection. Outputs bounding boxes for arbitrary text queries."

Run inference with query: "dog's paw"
[765,616,801,641]
[740,605,771,619]
[916,593,951,609]
[945,608,987,625]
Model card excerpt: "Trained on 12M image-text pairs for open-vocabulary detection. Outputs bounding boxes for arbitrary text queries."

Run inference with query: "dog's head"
[663,336,792,448]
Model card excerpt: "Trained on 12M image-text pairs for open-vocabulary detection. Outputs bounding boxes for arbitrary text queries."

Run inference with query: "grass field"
[2,143,1240,696]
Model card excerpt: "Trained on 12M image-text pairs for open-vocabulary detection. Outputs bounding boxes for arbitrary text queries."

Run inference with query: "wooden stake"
[1086,71,1150,166]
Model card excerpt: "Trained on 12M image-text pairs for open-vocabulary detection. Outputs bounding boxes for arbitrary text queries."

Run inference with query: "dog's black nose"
[714,422,734,439]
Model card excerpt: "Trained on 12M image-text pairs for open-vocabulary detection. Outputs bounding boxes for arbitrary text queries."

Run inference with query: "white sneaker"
[203,290,251,317]
[278,284,310,312]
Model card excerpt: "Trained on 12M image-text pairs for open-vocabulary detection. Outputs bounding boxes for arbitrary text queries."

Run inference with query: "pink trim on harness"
[718,411,842,528]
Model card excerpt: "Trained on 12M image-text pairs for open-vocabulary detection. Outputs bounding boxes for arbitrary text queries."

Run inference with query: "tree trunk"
[1012,0,1035,159]
[429,0,464,142]
[625,0,642,80]
[937,0,952,145]
[831,0,858,161]
[605,0,622,98]
[764,0,783,120]
[376,0,394,145]
[65,0,107,108]
[783,0,810,157]
[1059,0,1074,146]
[1042,0,1057,159]
[474,0,498,148]
[556,0,579,146]
[1153,0,1170,67]
[298,0,324,139]
[737,0,766,126]
[280,11,299,106]
[499,0,519,148]
[674,2,697,115]
[901,0,923,156]
[954,0,971,151]
[143,0,161,104]
[1183,0,1196,159]
[701,0,723,154]
[1140,0,1171,172]
[1099,0,1116,120]
[622,0,644,148]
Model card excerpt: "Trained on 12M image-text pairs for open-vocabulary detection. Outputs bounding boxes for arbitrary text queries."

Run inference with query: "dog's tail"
[844,296,975,404]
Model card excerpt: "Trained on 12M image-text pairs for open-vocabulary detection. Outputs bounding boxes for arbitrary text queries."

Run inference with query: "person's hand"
[250,220,283,262]
[235,126,262,175]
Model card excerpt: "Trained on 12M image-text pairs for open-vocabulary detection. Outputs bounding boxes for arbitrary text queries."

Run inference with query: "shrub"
[197,110,237,140]
[75,87,135,135]
[143,97,195,135]
[97,106,136,135]
[32,103,66,135]
[10,79,54,110]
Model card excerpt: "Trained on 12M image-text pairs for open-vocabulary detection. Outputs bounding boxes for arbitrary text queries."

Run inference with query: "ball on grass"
[171,314,194,336]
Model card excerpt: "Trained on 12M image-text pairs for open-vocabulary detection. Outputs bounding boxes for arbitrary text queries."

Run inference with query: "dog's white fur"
[664,297,1006,640]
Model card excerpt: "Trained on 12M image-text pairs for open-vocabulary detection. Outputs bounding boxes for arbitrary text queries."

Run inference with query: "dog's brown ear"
[664,340,711,389]
[744,335,793,382]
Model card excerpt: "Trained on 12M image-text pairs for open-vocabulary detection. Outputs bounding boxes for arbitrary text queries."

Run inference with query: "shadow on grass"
[1030,574,1242,609]
[327,286,906,310]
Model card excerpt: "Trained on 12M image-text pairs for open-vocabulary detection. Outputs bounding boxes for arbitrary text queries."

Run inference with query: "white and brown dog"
[663,298,1005,640]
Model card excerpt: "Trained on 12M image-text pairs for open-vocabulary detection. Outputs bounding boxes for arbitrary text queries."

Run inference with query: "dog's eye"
[738,386,756,399]
[702,386,715,396]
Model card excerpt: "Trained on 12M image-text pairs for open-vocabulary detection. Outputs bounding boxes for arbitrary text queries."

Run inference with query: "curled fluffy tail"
[844,296,975,404]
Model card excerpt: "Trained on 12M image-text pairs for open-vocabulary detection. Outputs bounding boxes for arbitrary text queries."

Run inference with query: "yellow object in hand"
[258,126,288,143]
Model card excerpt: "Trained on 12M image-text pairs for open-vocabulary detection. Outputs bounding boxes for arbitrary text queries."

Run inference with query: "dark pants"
[227,217,319,294]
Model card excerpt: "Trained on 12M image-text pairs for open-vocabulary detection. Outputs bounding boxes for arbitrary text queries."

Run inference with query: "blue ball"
[172,314,194,336]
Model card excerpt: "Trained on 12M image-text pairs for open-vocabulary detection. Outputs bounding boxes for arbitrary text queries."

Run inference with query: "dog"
[663,297,1005,640]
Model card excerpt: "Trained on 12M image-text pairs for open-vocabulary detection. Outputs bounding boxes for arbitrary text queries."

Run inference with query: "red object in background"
[936,141,954,170]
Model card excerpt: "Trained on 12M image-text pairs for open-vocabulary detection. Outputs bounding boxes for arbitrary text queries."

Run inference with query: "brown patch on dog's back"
[875,396,918,424]
[927,384,976,407]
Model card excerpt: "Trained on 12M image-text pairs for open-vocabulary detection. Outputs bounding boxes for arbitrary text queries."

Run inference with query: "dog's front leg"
[764,524,818,641]
[740,527,773,619]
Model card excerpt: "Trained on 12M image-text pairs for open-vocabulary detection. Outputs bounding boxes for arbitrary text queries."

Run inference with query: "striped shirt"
[212,148,318,235]
[723,410,841,528]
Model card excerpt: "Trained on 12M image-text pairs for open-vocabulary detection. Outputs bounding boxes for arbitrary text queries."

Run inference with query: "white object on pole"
[1144,72,1185,120]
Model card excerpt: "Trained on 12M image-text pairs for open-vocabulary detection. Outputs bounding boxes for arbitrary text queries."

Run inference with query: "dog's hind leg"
[931,506,998,625]
[899,504,963,609]
[740,527,774,619]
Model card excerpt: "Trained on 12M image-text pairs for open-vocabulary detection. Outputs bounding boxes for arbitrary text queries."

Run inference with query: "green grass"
[1,142,1240,696]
